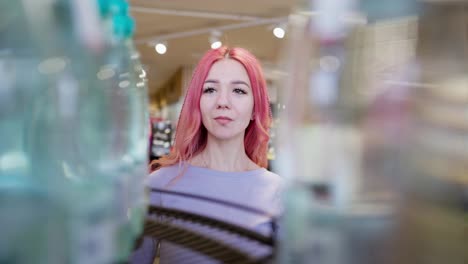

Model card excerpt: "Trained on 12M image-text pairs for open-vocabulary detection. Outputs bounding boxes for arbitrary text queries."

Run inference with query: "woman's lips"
[214,116,232,125]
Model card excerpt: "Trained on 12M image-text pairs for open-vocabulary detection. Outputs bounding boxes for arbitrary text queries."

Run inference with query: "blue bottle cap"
[109,0,129,16]
[113,14,135,38]
[97,0,111,17]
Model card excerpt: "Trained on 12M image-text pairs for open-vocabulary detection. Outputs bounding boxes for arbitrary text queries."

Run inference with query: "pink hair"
[154,46,272,169]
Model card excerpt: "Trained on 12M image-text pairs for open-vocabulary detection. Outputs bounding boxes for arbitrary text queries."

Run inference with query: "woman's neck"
[191,135,259,172]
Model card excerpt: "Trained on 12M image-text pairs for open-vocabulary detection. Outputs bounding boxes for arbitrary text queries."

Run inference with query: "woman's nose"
[216,90,230,109]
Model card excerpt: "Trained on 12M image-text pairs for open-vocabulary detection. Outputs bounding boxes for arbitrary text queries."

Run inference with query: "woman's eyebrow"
[231,80,250,88]
[204,79,250,88]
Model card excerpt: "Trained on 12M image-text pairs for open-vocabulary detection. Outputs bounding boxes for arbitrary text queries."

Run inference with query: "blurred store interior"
[1,0,468,263]
[129,0,294,163]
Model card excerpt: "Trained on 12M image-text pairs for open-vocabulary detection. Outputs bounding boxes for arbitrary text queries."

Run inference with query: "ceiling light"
[211,41,222,49]
[273,26,285,39]
[155,42,167,54]
[209,30,222,49]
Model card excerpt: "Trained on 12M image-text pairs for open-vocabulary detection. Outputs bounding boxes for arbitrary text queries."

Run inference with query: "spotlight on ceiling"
[209,30,222,49]
[211,41,222,49]
[273,25,286,39]
[155,42,167,55]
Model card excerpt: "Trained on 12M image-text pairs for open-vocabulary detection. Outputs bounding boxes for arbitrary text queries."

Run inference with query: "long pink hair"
[154,46,272,169]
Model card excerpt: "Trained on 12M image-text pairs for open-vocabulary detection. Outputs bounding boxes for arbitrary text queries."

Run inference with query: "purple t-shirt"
[131,162,283,264]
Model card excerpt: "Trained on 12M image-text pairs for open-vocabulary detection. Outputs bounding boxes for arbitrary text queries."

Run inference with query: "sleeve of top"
[272,180,285,216]
[129,237,157,264]
[254,175,285,236]
[267,176,285,238]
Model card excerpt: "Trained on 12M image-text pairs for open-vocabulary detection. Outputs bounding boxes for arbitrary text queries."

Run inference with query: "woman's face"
[200,59,254,141]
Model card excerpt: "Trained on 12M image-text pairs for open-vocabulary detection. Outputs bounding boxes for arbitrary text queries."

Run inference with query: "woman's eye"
[203,87,215,94]
[233,88,247,95]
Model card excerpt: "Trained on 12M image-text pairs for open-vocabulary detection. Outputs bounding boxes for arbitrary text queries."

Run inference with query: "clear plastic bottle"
[392,2,468,263]
[16,0,118,263]
[99,10,149,261]
[2,0,149,263]
[30,0,120,263]
[0,2,68,263]
[90,0,149,261]
[276,1,419,263]
[126,38,150,244]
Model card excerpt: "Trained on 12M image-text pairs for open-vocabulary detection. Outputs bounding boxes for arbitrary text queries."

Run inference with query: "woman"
[132,46,283,263]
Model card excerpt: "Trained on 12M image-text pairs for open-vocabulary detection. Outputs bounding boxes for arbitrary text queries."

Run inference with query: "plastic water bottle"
[2,0,149,263]
[95,1,149,260]
[126,37,150,244]
[28,0,120,263]
[108,13,150,261]
[0,1,71,263]
[276,1,419,263]
[11,0,121,263]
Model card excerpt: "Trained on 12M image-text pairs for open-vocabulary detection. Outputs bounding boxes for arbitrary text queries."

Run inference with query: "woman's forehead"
[205,59,250,83]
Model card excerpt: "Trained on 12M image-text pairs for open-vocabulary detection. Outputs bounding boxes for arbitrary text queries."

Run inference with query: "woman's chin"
[207,131,243,141]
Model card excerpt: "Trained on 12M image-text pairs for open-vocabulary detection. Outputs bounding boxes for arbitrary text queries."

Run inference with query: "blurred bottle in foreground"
[0,0,149,263]
[0,1,68,263]
[276,0,420,263]
[392,2,468,263]
[25,0,117,263]
[96,0,150,259]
